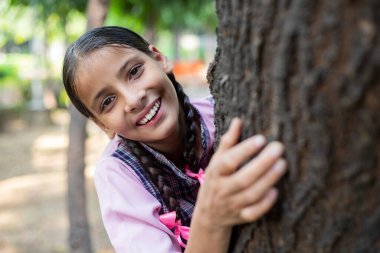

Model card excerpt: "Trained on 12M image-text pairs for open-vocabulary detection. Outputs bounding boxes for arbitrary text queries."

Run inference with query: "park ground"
[0,85,210,253]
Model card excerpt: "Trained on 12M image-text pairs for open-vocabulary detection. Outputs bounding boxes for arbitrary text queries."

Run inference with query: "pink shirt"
[94,97,215,252]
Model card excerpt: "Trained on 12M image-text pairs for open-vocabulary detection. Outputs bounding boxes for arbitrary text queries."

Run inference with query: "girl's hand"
[194,118,287,230]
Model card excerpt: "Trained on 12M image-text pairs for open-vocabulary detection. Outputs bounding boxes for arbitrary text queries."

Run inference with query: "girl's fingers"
[215,134,266,175]
[240,188,278,222]
[230,159,287,207]
[216,118,242,153]
[228,141,285,192]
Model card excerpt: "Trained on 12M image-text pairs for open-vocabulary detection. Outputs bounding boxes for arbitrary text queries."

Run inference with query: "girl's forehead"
[85,45,142,60]
[76,46,145,76]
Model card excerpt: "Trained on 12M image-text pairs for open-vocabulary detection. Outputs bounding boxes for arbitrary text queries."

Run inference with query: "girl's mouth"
[137,99,161,126]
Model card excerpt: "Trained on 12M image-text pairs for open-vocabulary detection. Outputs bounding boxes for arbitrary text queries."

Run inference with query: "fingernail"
[268,188,278,198]
[269,142,284,157]
[252,135,266,146]
[273,159,286,173]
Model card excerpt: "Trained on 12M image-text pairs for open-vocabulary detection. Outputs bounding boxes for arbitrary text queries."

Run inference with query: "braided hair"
[123,73,200,220]
[62,26,201,221]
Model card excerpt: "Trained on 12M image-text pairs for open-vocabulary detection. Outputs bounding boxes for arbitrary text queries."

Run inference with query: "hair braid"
[125,140,181,218]
[168,73,200,173]
[123,76,201,223]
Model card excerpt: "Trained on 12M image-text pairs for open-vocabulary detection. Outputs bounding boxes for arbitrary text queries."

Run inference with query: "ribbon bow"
[185,165,205,185]
[159,211,190,248]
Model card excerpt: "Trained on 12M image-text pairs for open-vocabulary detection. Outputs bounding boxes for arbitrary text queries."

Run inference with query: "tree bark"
[208,0,380,252]
[67,0,109,253]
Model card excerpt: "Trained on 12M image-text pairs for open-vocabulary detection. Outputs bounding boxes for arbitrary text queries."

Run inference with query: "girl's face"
[75,45,182,150]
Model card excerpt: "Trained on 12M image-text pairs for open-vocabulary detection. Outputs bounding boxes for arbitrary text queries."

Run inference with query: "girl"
[62,26,287,253]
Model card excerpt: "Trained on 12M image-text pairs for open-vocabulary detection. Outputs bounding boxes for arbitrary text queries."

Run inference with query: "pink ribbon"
[185,165,205,185]
[159,211,190,248]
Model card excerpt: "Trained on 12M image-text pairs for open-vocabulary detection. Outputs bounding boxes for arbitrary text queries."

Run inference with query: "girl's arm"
[186,118,287,253]
[94,157,183,253]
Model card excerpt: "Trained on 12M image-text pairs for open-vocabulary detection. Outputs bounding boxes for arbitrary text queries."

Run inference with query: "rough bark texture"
[208,0,380,252]
[67,0,109,253]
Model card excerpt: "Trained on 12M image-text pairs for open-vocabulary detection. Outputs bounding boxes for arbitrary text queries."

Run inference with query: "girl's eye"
[100,96,116,112]
[129,64,143,80]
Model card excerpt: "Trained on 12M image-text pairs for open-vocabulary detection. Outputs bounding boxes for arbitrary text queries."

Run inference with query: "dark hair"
[62,26,200,221]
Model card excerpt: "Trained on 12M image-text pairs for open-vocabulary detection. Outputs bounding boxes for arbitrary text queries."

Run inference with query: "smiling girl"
[63,26,287,253]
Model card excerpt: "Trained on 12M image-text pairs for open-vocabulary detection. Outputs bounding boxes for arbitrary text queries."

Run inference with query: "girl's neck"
[152,106,202,170]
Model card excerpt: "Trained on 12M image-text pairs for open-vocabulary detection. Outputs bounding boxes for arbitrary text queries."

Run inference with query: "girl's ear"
[90,117,116,139]
[149,45,173,74]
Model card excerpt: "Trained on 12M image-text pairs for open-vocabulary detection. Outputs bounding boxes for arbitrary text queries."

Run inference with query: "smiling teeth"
[138,100,160,125]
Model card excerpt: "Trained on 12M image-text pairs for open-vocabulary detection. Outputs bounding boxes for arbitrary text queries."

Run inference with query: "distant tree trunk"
[86,0,110,30]
[67,106,90,253]
[145,12,158,44]
[208,0,380,252]
[172,26,181,60]
[67,0,109,253]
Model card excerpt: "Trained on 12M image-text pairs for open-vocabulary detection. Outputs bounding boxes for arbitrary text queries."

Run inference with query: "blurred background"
[0,0,217,252]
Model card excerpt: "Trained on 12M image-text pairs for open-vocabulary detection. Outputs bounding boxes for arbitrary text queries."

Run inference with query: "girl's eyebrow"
[116,55,139,78]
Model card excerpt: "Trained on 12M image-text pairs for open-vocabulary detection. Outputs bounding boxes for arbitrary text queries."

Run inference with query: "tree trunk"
[67,0,109,253]
[208,0,380,252]
[67,106,91,253]
[172,26,181,60]
[144,12,158,45]
[86,0,110,30]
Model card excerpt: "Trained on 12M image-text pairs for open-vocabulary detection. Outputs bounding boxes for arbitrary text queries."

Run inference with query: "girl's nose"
[122,88,146,113]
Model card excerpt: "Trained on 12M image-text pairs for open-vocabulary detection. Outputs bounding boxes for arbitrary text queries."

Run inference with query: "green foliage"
[0,54,32,87]
[0,1,34,48]
[0,54,32,109]
[106,0,217,33]
[9,0,87,19]
[0,64,17,81]
[58,88,70,108]
[64,10,87,43]
[105,0,145,33]
[1,0,89,111]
